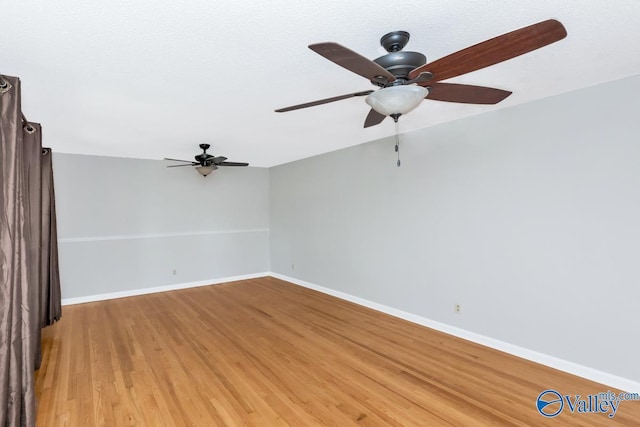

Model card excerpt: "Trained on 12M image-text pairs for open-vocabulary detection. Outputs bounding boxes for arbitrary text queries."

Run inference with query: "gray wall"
[269,75,640,381]
[54,154,269,299]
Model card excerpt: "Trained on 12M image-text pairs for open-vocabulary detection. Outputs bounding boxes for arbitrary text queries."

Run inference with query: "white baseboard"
[60,272,270,306]
[270,272,640,393]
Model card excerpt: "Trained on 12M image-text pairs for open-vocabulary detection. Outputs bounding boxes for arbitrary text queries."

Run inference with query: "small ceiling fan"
[275,19,567,127]
[164,144,249,177]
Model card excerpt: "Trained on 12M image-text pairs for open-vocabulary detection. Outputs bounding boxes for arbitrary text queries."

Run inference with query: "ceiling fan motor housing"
[195,143,213,163]
[374,31,426,82]
[374,51,427,81]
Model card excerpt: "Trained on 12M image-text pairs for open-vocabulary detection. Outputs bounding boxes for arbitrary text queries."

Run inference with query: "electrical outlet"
[172,269,177,275]
[291,264,295,270]
[454,304,461,314]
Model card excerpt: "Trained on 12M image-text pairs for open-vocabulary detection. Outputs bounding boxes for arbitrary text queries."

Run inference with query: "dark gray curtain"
[22,123,43,373]
[0,74,36,426]
[40,148,61,328]
[1,74,61,426]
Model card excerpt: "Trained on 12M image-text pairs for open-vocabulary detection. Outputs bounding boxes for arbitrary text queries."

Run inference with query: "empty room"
[2,1,640,426]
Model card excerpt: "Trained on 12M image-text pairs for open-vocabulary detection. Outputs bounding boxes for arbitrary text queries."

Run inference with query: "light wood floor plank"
[35,277,640,426]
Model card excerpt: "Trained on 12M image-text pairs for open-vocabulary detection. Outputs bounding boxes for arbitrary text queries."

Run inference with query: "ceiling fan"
[164,144,249,177]
[275,19,567,127]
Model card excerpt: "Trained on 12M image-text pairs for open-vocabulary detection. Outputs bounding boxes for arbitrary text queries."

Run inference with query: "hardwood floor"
[35,277,639,426]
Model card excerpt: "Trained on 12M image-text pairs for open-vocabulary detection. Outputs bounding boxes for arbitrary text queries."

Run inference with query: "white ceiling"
[3,1,640,167]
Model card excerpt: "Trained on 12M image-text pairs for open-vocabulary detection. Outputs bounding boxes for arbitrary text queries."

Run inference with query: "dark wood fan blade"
[275,90,373,112]
[211,156,227,163]
[219,162,249,167]
[167,163,197,168]
[309,43,396,83]
[164,158,194,163]
[426,83,512,104]
[408,19,567,82]
[364,109,386,128]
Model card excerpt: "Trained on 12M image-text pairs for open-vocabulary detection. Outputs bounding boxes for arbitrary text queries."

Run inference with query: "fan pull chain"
[394,119,401,167]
